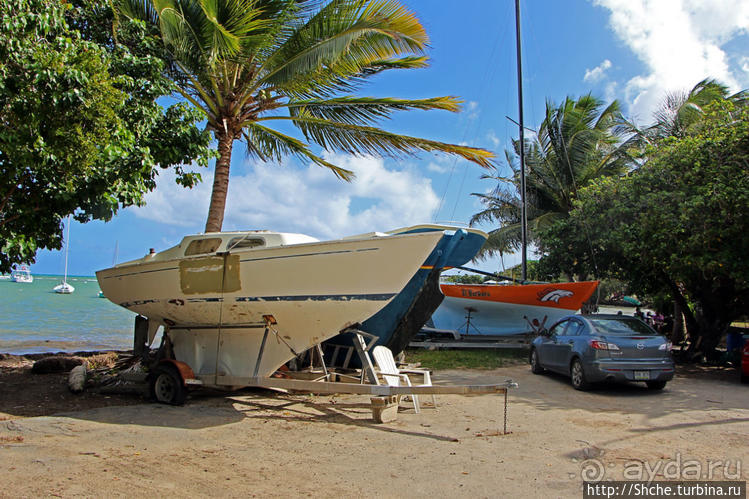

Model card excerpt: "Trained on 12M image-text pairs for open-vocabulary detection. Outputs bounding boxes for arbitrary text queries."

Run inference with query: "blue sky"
[32,0,749,276]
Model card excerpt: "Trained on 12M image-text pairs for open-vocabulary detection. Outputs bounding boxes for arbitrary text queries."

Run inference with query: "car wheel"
[530,349,545,374]
[646,380,667,390]
[150,363,187,405]
[570,358,590,391]
[741,372,748,384]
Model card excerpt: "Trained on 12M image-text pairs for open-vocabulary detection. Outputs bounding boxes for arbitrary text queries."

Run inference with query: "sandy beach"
[1,356,747,498]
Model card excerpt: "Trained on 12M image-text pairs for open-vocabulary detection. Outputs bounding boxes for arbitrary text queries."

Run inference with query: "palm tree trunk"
[205,134,234,233]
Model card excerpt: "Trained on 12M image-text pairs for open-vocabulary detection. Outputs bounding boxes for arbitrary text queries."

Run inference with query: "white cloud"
[604,81,619,103]
[741,56,749,73]
[466,100,480,120]
[131,154,441,240]
[583,59,612,83]
[486,130,501,149]
[427,161,450,174]
[128,168,212,228]
[594,0,749,121]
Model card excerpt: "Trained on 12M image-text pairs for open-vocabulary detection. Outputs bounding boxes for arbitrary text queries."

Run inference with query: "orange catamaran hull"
[430,281,599,336]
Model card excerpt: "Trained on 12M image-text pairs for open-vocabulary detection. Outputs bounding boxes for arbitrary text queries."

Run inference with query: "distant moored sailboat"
[53,215,75,294]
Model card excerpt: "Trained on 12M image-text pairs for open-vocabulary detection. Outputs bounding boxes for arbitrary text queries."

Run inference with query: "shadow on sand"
[50,387,459,441]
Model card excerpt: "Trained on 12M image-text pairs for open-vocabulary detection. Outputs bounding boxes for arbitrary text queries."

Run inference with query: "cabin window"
[227,237,265,250]
[184,238,222,256]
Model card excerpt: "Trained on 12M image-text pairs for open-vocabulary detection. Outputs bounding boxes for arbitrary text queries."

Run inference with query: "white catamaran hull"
[97,230,446,379]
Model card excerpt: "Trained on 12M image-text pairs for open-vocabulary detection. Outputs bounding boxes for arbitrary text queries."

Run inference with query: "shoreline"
[0,348,132,362]
[0,340,132,356]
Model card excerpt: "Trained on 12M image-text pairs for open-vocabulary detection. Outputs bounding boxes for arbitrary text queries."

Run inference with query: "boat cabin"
[118,231,319,267]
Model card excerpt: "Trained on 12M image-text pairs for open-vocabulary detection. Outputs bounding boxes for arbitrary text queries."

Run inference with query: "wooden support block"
[370,395,399,423]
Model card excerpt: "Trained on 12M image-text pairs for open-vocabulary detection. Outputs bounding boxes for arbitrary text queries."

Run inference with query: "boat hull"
[97,230,446,379]
[322,226,488,365]
[430,281,599,337]
[10,267,33,283]
[53,282,75,294]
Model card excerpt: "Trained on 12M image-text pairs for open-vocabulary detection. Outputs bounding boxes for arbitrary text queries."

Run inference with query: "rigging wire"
[433,2,513,224]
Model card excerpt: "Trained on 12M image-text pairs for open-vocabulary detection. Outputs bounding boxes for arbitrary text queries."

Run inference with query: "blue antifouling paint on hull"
[321,229,486,367]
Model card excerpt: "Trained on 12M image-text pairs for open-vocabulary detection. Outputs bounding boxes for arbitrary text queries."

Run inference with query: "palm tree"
[116,0,494,232]
[637,78,748,144]
[470,94,632,259]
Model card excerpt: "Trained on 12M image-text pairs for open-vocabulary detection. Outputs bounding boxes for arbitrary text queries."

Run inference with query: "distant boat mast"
[112,240,119,267]
[514,0,528,281]
[63,215,71,282]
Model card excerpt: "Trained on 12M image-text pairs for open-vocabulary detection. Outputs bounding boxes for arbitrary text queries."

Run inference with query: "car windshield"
[589,318,658,336]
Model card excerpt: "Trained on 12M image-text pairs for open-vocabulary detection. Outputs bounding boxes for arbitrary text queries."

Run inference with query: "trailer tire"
[150,363,187,405]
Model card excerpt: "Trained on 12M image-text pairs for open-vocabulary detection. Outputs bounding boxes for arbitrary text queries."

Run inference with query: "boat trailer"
[129,316,518,428]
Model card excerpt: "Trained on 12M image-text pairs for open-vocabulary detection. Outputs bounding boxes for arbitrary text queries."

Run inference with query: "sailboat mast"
[63,215,70,282]
[514,0,528,282]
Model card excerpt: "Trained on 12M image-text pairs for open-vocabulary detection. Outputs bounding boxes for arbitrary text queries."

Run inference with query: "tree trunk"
[691,291,733,359]
[671,300,684,344]
[205,133,234,233]
[665,279,698,337]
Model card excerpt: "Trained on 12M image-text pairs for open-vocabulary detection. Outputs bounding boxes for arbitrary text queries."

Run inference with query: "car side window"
[549,321,567,336]
[566,320,584,336]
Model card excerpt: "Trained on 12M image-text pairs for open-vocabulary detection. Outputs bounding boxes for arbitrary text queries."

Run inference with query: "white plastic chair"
[371,346,435,413]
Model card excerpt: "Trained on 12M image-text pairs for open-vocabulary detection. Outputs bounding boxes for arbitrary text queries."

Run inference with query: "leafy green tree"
[117,0,495,232]
[0,0,213,272]
[502,260,545,282]
[538,101,749,355]
[470,94,632,263]
[442,274,486,284]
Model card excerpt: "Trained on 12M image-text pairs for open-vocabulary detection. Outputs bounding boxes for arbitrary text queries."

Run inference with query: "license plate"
[634,370,650,380]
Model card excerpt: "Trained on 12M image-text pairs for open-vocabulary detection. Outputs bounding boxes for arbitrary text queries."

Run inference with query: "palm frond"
[116,0,160,25]
[286,95,461,125]
[474,225,521,260]
[259,0,426,91]
[196,0,272,60]
[243,122,355,180]
[359,55,429,74]
[259,114,495,167]
[271,55,429,100]
[646,78,736,141]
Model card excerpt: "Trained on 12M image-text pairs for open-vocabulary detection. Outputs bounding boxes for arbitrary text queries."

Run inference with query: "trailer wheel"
[150,363,187,405]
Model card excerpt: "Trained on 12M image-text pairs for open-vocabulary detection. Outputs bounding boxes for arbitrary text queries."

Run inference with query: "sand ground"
[1,360,747,498]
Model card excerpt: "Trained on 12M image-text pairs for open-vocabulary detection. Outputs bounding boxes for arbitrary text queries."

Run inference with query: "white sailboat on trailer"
[53,215,75,294]
[97,225,477,391]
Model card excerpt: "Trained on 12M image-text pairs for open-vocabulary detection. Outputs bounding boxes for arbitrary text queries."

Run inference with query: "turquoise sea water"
[0,275,136,354]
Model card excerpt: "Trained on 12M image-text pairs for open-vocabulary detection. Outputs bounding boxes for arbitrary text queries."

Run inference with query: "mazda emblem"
[636,343,645,350]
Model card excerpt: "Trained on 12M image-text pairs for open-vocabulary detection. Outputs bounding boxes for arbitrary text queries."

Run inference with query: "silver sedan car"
[529,314,675,390]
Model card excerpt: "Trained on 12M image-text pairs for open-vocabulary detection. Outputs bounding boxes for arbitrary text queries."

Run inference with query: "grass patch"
[404,348,528,370]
